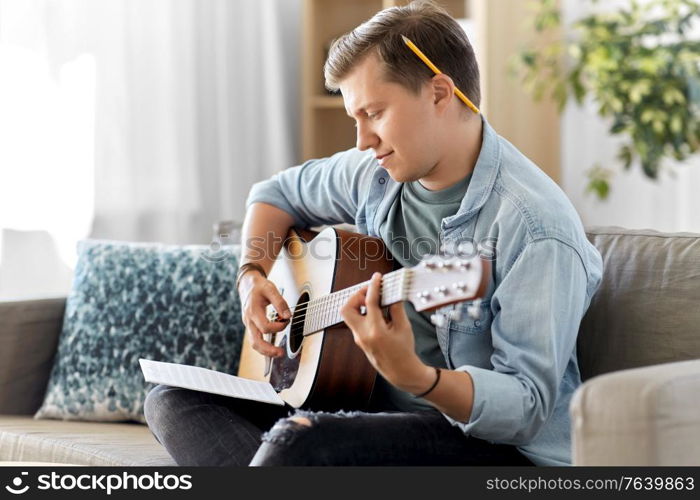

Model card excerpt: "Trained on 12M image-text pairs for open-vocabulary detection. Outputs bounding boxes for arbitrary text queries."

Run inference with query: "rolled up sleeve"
[444,238,591,445]
[246,148,376,229]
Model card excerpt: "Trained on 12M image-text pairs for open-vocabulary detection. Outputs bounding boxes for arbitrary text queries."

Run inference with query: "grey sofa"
[0,297,175,466]
[0,227,698,466]
[572,227,700,465]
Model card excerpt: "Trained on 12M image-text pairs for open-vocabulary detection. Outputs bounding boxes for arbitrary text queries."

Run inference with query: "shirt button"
[378,178,386,184]
[474,320,481,327]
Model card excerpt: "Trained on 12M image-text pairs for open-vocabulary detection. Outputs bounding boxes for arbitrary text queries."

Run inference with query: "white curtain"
[560,0,700,233]
[0,0,301,299]
[88,0,301,244]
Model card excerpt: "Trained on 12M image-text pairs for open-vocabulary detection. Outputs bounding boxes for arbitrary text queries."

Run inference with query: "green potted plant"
[515,0,700,199]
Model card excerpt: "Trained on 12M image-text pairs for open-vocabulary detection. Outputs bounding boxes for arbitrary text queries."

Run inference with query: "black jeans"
[144,384,534,466]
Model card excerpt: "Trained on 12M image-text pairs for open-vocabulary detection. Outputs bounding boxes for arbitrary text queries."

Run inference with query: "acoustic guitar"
[237,227,489,411]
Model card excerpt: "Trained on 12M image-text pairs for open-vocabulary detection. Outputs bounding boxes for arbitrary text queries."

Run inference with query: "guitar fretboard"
[298,268,412,336]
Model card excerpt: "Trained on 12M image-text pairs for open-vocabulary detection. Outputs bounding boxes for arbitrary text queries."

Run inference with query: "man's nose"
[356,122,379,151]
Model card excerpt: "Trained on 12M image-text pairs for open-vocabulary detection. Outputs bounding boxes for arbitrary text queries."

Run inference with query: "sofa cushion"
[0,298,66,415]
[578,227,700,381]
[35,240,244,423]
[0,416,175,465]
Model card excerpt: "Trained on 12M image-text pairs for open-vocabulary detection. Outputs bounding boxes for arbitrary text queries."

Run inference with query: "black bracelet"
[235,262,267,291]
[413,367,441,398]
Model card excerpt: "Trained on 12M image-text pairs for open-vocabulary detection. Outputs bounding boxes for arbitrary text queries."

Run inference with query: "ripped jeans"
[144,384,534,466]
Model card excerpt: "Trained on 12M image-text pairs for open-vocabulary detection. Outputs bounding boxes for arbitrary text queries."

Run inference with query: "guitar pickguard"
[268,333,300,391]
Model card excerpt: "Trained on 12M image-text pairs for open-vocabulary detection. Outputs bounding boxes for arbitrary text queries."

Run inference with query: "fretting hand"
[340,272,434,393]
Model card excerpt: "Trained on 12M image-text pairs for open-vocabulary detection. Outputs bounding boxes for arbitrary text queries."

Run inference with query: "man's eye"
[368,111,382,120]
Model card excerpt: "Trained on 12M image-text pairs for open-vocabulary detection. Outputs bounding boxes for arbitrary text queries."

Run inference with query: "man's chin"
[384,167,418,184]
[384,169,404,183]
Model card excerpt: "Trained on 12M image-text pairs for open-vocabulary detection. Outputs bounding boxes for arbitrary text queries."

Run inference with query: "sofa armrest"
[570,359,700,465]
[0,297,66,415]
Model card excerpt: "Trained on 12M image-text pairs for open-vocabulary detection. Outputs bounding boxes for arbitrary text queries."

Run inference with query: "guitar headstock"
[406,255,490,312]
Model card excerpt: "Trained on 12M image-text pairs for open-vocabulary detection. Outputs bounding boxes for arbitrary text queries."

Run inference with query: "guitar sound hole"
[288,291,309,356]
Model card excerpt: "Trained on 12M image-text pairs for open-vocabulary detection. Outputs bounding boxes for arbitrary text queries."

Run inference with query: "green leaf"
[670,114,683,134]
[641,109,654,124]
[618,145,634,169]
[586,178,610,200]
[610,119,627,134]
[585,165,613,200]
[521,51,537,68]
[553,81,568,110]
[641,157,660,178]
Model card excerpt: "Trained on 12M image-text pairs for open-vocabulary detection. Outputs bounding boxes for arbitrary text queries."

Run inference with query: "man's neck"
[419,116,483,192]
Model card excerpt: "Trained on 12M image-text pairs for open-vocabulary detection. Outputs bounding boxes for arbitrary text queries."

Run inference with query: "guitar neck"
[300,268,411,336]
[270,253,484,336]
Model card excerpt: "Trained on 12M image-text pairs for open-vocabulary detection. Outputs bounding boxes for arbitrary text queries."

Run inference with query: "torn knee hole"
[261,416,313,445]
[288,416,312,427]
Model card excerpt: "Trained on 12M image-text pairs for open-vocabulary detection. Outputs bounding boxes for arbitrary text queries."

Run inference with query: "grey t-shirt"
[375,174,471,411]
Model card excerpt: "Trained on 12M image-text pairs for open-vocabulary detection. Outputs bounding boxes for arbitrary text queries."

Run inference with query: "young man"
[145,0,602,466]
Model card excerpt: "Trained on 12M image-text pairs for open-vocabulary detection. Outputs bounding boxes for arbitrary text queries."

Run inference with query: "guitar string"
[269,277,405,330]
[274,275,410,325]
[282,275,409,330]
[270,272,407,319]
[282,274,404,312]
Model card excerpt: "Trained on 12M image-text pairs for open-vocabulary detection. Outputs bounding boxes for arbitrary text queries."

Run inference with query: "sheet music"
[139,359,284,406]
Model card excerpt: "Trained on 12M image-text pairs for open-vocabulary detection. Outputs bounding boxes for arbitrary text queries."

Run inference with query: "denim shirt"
[246,117,603,466]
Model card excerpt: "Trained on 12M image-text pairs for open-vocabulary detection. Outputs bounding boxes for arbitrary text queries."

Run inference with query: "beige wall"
[472,0,561,183]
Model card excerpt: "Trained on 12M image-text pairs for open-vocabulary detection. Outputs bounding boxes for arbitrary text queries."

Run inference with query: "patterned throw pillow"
[35,239,243,423]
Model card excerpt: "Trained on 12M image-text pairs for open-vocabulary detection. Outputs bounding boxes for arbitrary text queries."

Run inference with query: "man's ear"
[431,74,454,113]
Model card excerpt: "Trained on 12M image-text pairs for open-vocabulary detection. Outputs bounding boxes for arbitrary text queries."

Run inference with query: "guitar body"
[238,227,395,411]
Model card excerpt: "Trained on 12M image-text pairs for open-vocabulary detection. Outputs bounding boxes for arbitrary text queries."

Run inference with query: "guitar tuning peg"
[430,313,447,327]
[458,259,472,270]
[467,298,482,320]
[448,308,462,321]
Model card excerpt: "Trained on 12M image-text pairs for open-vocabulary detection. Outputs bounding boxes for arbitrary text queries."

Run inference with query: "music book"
[139,359,284,406]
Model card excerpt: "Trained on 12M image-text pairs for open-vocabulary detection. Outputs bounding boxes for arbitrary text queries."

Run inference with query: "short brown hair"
[324,0,480,108]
